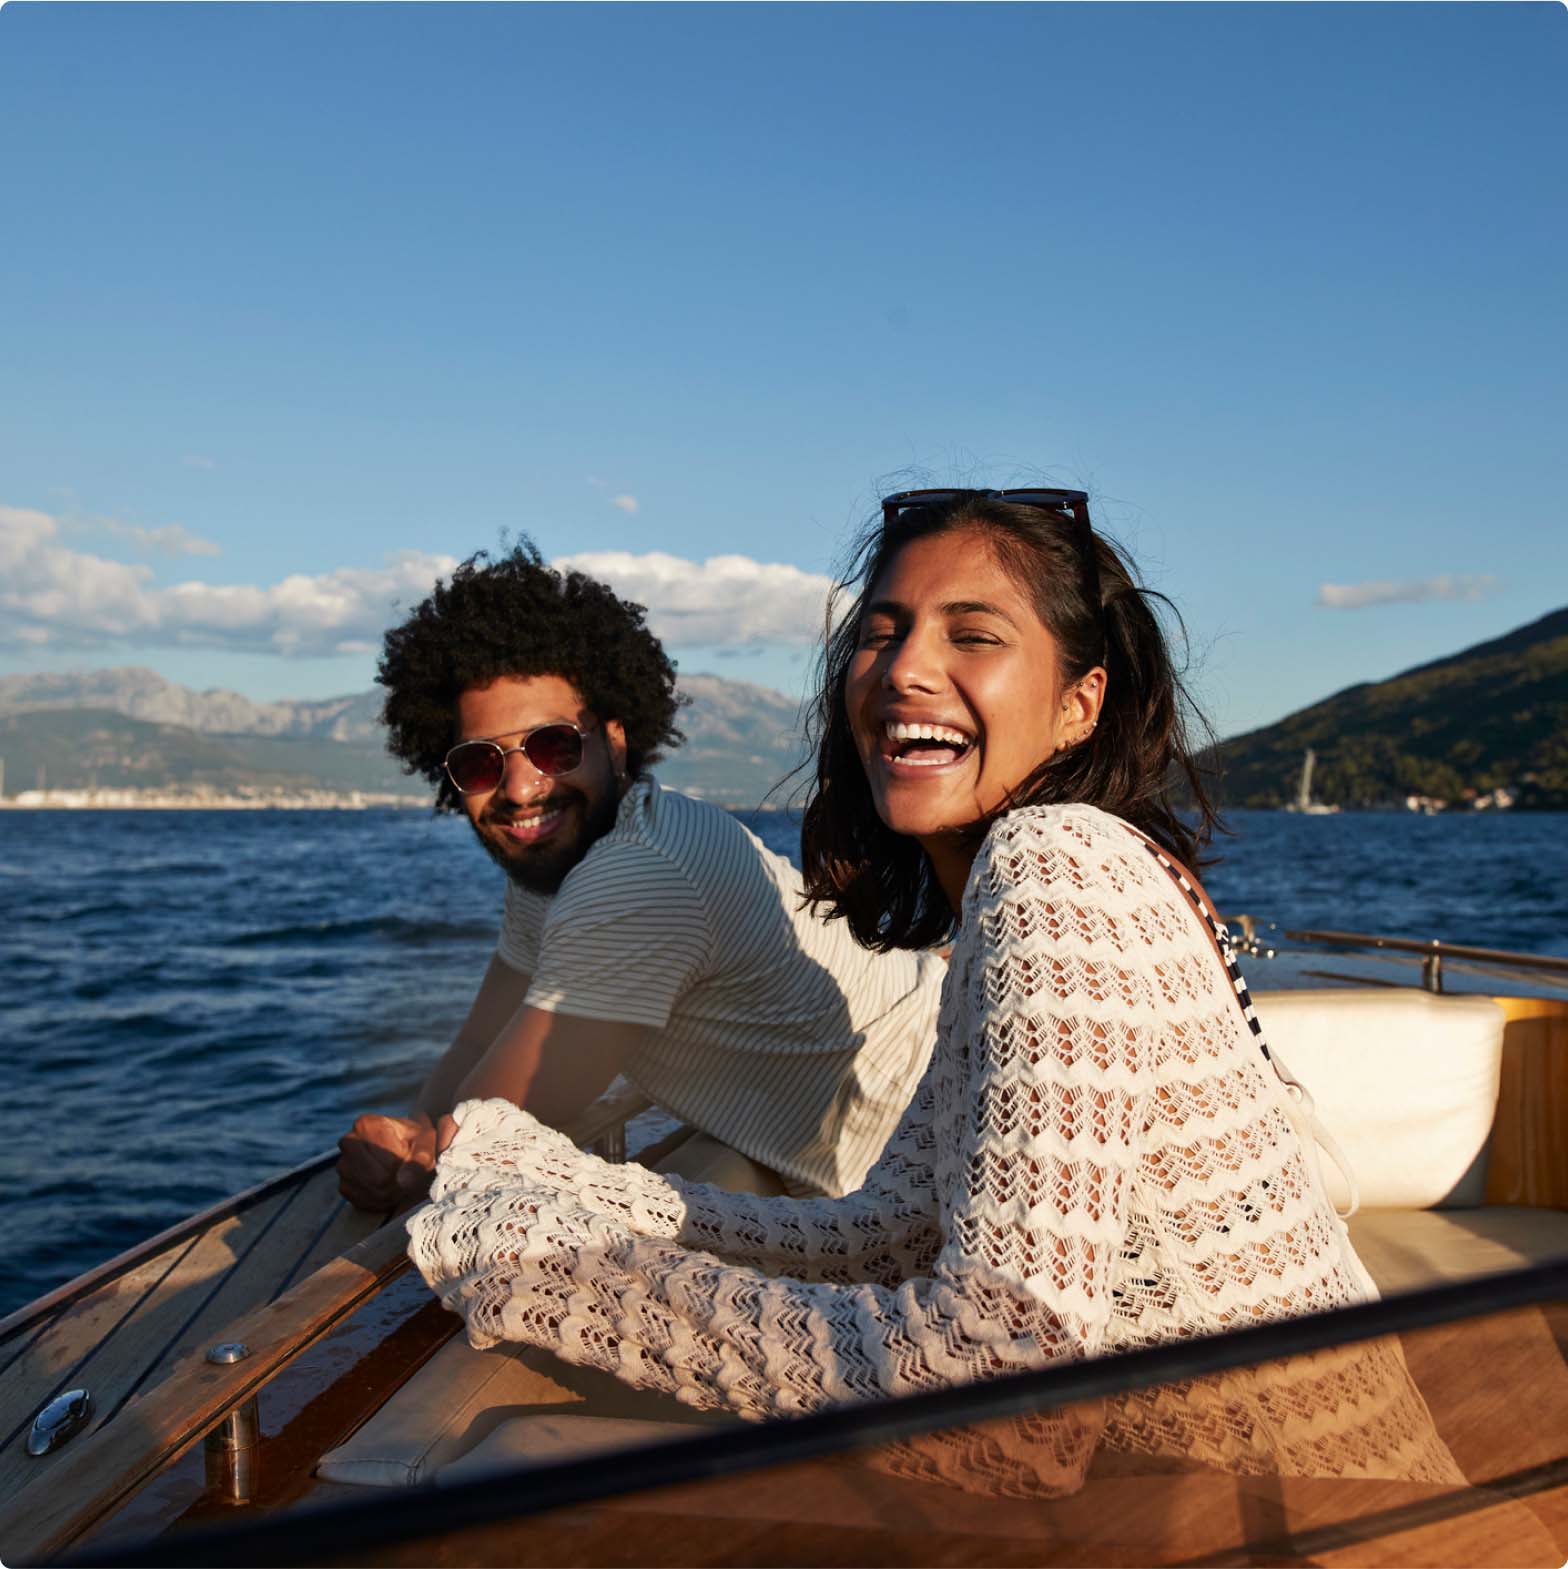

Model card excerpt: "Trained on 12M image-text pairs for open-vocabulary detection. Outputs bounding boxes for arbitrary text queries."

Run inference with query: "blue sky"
[2,2,1563,739]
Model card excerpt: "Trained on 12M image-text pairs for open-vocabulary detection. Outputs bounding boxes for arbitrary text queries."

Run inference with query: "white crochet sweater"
[408,805,1380,1425]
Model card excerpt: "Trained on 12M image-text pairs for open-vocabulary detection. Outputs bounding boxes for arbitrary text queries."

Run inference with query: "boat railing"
[1222,916,1568,994]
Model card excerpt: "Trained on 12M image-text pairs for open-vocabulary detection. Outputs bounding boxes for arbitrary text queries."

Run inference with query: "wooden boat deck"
[0,1087,651,1562]
[0,1159,386,1524]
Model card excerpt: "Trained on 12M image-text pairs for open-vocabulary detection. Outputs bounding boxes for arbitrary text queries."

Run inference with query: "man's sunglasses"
[443,720,597,795]
[881,487,1092,531]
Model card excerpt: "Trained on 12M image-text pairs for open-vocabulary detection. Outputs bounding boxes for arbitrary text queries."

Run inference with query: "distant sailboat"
[1285,747,1340,814]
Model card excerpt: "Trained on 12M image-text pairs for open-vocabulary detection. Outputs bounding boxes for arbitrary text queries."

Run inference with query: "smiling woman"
[407,483,1459,1494]
[843,529,1105,911]
[802,489,1218,948]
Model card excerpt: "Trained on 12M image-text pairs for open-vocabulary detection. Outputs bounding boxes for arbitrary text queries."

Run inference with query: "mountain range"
[4,602,1564,810]
[0,667,809,807]
[0,666,386,743]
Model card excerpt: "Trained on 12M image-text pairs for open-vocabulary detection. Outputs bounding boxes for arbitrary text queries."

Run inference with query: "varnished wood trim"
[95,1173,325,1430]
[0,1230,201,1393]
[1,1087,655,1352]
[1485,997,1568,1210]
[0,1151,339,1347]
[0,1218,415,1564]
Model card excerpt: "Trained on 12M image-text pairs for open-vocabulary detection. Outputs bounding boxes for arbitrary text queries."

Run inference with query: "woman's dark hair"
[800,493,1221,950]
[379,540,683,812]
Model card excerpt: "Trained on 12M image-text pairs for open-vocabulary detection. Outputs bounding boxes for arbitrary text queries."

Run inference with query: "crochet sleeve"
[424,1056,944,1287]
[406,815,1159,1419]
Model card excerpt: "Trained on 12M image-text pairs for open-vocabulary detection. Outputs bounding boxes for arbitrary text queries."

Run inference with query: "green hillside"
[1214,607,1568,809]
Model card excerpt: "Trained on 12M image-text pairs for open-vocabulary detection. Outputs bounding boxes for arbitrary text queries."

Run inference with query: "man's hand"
[337,1112,438,1211]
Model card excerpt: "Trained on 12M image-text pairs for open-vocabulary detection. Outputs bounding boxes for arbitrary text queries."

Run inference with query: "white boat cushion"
[1251,990,1505,1210]
[316,1333,729,1489]
[315,1339,579,1488]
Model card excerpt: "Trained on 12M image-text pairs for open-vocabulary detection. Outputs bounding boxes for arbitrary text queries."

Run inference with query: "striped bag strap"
[1141,840,1273,1065]
[1141,841,1362,1216]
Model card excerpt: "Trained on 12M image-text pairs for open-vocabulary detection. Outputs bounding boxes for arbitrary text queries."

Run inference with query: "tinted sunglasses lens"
[884,490,960,522]
[523,724,584,776]
[446,743,504,794]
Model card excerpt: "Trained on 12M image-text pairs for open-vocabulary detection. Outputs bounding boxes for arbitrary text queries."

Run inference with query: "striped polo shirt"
[495,776,944,1197]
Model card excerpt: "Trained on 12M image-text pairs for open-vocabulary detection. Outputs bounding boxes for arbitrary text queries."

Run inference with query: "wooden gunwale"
[0,1081,650,1350]
[0,1182,307,1457]
[0,1151,339,1348]
[0,1218,415,1563]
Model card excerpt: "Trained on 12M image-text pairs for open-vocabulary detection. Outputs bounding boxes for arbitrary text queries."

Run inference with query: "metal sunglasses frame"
[442,719,598,794]
[880,486,1093,531]
[879,487,1103,615]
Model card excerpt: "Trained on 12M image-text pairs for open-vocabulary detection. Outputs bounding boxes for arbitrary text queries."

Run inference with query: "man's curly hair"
[380,541,684,812]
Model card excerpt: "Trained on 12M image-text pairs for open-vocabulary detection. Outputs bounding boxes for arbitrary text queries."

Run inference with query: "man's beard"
[472,786,621,896]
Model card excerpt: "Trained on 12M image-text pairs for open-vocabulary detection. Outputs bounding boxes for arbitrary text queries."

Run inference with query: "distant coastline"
[0,786,791,812]
[0,668,809,812]
[0,787,426,811]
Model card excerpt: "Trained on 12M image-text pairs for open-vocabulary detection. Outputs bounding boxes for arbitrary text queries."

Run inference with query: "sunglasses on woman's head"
[881,487,1104,622]
[880,487,1093,531]
[443,720,597,794]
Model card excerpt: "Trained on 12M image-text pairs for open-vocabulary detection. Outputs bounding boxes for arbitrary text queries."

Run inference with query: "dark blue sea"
[3,804,1566,1319]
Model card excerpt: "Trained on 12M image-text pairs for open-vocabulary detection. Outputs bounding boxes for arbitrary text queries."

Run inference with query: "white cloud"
[611,494,639,514]
[103,520,222,558]
[1,507,834,659]
[556,550,834,646]
[0,506,456,657]
[1316,575,1500,610]
[181,454,218,472]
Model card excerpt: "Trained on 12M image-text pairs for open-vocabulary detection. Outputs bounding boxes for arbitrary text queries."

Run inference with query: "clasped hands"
[337,1109,463,1212]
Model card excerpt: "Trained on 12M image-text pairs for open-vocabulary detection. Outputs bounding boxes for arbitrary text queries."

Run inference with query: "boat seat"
[315,1333,734,1488]
[1258,987,1568,1291]
[1346,1206,1568,1298]
[1251,988,1506,1211]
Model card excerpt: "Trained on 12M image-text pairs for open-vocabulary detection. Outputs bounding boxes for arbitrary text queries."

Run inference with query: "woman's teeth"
[883,720,973,767]
[885,721,971,746]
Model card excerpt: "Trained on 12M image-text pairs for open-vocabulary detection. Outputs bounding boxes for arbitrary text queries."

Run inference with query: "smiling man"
[336,542,944,1208]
